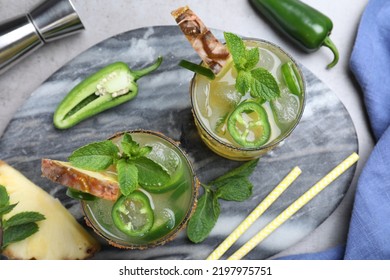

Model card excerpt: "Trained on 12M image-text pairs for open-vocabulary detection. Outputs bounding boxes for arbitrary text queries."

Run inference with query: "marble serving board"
[0,26,357,260]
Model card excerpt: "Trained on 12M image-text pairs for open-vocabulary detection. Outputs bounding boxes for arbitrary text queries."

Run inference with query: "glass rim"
[190,38,307,152]
[82,129,199,250]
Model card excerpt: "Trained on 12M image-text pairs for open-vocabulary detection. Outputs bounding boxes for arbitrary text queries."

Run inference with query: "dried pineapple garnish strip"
[172,6,231,74]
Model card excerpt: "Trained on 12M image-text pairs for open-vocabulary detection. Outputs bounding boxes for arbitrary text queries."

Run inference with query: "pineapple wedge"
[0,160,100,259]
[41,158,120,201]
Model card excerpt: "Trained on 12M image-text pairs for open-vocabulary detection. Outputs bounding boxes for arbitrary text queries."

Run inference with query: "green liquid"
[83,132,195,246]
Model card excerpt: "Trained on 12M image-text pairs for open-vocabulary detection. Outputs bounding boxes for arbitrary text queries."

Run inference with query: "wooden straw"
[227,152,359,260]
[206,166,302,260]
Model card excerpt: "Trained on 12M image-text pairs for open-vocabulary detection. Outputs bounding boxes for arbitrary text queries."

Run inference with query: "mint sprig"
[117,159,138,196]
[68,140,120,171]
[187,188,220,243]
[0,185,46,251]
[68,133,170,196]
[224,32,280,101]
[187,159,259,243]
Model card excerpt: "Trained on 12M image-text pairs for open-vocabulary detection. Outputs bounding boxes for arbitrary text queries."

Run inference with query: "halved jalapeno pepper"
[53,57,162,130]
[227,101,271,148]
[111,191,154,237]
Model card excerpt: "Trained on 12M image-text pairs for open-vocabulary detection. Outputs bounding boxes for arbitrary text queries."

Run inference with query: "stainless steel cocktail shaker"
[0,0,84,74]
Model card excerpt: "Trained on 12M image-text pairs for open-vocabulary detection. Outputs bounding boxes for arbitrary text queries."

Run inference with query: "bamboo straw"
[227,152,359,260]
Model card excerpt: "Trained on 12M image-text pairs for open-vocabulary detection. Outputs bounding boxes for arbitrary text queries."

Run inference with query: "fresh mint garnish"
[236,71,252,96]
[0,185,46,251]
[0,185,9,207]
[0,203,18,216]
[68,140,120,171]
[187,159,259,243]
[224,32,246,70]
[68,133,170,196]
[3,212,45,228]
[216,177,253,202]
[117,159,138,196]
[245,47,260,70]
[135,157,170,188]
[187,188,220,243]
[250,68,280,100]
[2,223,39,248]
[224,32,280,101]
[211,158,258,183]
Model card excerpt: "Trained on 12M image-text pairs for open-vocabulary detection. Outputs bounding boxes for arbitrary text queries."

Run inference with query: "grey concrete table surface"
[0,0,373,258]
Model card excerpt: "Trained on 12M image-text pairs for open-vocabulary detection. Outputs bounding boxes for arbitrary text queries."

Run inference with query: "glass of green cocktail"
[81,130,198,249]
[190,38,305,161]
[172,6,305,161]
[42,130,198,249]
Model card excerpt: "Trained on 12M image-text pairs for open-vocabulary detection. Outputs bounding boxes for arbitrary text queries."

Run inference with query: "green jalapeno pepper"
[281,62,302,96]
[112,191,154,237]
[53,56,163,129]
[227,101,271,148]
[66,188,97,201]
[250,0,339,69]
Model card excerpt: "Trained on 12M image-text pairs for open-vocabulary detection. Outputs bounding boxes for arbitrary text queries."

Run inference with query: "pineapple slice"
[41,158,120,201]
[0,160,100,259]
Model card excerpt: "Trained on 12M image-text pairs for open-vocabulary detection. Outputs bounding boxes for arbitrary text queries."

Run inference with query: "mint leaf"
[2,223,39,248]
[224,32,280,102]
[224,32,246,70]
[122,142,138,158]
[138,146,152,158]
[250,68,280,101]
[117,159,138,196]
[236,71,251,95]
[122,142,151,160]
[244,47,259,70]
[121,134,152,159]
[0,203,17,216]
[121,133,139,158]
[187,189,220,243]
[69,140,119,171]
[3,212,45,229]
[0,185,9,208]
[211,159,259,186]
[216,177,253,202]
[122,133,135,145]
[135,157,170,188]
[187,160,259,243]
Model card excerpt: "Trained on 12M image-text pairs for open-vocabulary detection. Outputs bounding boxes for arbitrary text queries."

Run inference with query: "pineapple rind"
[0,160,100,260]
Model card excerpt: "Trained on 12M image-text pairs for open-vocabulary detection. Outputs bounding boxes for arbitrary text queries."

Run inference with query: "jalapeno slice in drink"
[227,101,271,148]
[112,191,154,237]
[66,188,97,201]
[281,62,302,96]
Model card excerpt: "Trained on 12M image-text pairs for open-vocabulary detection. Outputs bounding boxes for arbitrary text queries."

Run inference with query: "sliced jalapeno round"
[111,191,154,237]
[227,101,271,148]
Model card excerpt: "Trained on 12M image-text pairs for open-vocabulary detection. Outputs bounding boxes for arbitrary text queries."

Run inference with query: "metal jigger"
[0,0,84,74]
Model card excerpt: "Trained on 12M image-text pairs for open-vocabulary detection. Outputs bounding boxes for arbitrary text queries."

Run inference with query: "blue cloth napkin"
[279,0,390,260]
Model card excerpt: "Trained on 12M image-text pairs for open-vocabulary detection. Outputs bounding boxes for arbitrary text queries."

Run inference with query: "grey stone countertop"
[0,0,373,258]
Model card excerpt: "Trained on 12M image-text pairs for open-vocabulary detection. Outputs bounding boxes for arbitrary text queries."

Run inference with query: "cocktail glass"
[190,39,306,161]
[82,130,199,249]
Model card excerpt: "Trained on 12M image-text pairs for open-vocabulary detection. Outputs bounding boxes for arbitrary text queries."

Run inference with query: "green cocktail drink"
[191,39,305,160]
[82,130,198,249]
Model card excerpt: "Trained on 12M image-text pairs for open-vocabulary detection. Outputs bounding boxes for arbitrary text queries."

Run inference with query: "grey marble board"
[0,26,357,260]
